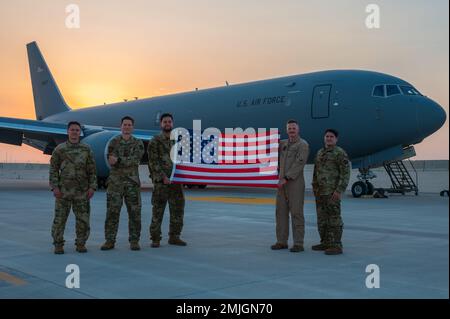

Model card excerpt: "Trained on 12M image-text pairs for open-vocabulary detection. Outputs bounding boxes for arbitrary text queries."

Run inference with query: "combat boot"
[289,245,304,253]
[101,241,115,250]
[168,236,187,246]
[312,243,328,251]
[325,247,343,255]
[150,241,160,248]
[54,245,64,254]
[130,242,140,251]
[270,243,288,250]
[76,244,87,253]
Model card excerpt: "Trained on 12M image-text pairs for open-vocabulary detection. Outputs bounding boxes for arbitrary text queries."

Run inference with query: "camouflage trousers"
[52,197,90,246]
[315,194,344,248]
[105,181,142,243]
[150,183,185,242]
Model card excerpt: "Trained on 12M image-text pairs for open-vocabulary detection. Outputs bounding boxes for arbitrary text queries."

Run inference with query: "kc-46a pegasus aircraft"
[0,42,446,196]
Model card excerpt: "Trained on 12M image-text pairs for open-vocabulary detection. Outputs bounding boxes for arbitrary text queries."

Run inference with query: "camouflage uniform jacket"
[49,141,97,197]
[147,133,174,183]
[108,135,144,186]
[312,145,351,195]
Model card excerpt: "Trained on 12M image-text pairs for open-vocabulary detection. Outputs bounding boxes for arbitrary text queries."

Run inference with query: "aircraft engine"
[81,131,120,187]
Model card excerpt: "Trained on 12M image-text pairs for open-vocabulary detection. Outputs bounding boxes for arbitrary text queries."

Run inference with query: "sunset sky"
[0,0,448,162]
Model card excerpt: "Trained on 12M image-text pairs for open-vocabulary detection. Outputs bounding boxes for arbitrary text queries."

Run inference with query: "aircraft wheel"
[198,184,207,189]
[365,182,374,195]
[440,190,449,197]
[185,184,194,189]
[351,181,367,198]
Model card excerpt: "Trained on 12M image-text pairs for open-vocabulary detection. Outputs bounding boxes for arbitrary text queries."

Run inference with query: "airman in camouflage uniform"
[271,120,309,253]
[49,121,97,254]
[312,129,350,255]
[147,113,186,248]
[101,116,144,251]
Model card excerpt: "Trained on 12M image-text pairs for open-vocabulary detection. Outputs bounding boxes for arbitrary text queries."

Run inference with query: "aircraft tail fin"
[26,41,70,120]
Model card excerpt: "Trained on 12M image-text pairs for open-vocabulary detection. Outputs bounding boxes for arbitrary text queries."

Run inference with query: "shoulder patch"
[337,146,348,157]
[300,138,309,146]
[54,142,67,152]
[111,135,121,143]
[80,143,91,150]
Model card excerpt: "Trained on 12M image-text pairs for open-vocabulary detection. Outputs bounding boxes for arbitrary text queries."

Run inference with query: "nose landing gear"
[351,160,419,198]
[351,169,376,198]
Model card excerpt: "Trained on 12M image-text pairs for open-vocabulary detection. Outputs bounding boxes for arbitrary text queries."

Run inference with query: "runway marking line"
[0,272,27,286]
[186,196,315,205]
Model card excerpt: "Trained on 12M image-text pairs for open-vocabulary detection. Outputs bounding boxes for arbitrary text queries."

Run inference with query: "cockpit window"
[372,85,385,97]
[400,85,421,96]
[373,84,422,98]
[386,85,401,97]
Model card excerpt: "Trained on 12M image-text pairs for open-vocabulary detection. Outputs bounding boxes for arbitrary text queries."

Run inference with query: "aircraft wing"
[0,116,158,155]
[82,124,159,141]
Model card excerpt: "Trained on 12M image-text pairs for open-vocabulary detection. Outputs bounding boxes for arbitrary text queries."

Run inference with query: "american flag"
[170,129,279,188]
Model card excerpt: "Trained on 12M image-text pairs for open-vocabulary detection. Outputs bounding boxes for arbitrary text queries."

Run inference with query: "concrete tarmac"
[0,180,448,299]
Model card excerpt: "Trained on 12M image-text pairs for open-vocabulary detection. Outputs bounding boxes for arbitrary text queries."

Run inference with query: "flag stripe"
[220,135,279,143]
[218,156,278,162]
[220,132,278,138]
[174,169,277,177]
[174,173,278,181]
[175,164,274,173]
[172,178,278,187]
[173,177,278,184]
[219,148,278,155]
[220,144,278,151]
[220,141,278,147]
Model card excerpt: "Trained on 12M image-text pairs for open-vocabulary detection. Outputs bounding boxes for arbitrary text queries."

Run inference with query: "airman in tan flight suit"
[271,120,310,252]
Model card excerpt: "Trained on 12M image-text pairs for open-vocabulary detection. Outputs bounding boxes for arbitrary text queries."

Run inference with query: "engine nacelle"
[81,131,120,178]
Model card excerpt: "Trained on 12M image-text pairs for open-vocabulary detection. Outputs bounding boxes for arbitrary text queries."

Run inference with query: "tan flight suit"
[275,136,310,246]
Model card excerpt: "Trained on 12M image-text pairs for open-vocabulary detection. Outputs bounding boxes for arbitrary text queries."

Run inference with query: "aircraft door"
[311,84,331,118]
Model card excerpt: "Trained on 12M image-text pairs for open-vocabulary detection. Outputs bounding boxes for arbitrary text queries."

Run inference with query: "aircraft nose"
[417,99,447,137]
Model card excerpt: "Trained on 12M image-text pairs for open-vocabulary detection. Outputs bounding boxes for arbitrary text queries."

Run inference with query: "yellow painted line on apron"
[0,272,27,286]
[186,196,315,205]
